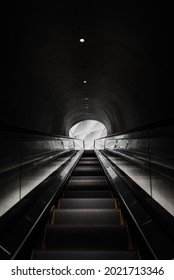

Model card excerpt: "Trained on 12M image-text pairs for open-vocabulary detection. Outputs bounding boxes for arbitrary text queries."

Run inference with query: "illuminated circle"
[69,120,107,150]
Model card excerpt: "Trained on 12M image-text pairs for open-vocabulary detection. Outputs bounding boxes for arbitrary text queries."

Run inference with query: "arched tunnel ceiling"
[2,2,173,136]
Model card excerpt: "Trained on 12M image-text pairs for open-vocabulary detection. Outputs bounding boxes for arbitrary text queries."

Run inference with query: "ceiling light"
[83,80,87,84]
[85,97,88,100]
[80,38,85,43]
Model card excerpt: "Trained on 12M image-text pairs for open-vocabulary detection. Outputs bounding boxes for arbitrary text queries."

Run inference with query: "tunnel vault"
[2,2,173,136]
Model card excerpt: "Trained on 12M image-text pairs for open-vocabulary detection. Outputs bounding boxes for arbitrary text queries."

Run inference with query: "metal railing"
[94,117,174,217]
[0,125,84,216]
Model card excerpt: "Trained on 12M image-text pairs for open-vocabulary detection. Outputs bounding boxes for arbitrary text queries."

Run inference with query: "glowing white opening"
[69,120,107,150]
[80,38,85,43]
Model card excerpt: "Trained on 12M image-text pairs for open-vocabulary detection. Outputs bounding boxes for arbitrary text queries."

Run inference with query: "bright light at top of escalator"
[69,120,107,150]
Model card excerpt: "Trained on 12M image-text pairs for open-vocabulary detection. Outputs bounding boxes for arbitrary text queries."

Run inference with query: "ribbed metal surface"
[53,209,120,225]
[32,250,139,260]
[70,175,106,180]
[59,198,116,209]
[63,190,112,198]
[73,166,104,176]
[66,183,109,191]
[68,178,109,186]
[79,157,97,160]
[45,224,128,250]
[82,150,96,156]
[78,160,100,166]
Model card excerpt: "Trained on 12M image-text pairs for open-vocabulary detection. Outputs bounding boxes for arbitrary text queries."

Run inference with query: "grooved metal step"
[78,160,100,166]
[73,166,104,176]
[66,183,109,191]
[53,209,120,225]
[68,178,109,187]
[69,176,107,180]
[59,198,116,209]
[80,157,97,160]
[32,250,139,260]
[82,150,96,157]
[44,224,128,250]
[63,190,112,198]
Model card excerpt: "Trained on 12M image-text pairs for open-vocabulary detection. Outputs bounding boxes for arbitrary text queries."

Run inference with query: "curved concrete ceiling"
[2,2,173,136]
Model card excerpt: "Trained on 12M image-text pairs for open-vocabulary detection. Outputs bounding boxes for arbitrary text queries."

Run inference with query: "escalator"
[32,150,140,260]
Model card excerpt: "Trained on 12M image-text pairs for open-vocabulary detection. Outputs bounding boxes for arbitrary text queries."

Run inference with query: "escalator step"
[73,166,104,176]
[66,184,109,191]
[53,209,120,225]
[82,150,95,156]
[59,198,116,209]
[80,157,97,160]
[68,178,109,187]
[32,250,139,260]
[63,190,112,198]
[70,176,106,180]
[78,160,100,166]
[45,224,128,250]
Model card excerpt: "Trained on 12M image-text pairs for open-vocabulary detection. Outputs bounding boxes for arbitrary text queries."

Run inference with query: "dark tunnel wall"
[2,2,173,136]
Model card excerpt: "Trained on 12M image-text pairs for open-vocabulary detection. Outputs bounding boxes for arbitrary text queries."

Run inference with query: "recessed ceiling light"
[80,38,85,43]
[85,97,88,100]
[83,80,87,84]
